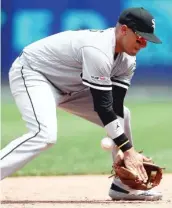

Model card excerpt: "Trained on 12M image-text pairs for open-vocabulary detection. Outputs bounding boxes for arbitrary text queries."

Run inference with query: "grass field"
[1,98,172,176]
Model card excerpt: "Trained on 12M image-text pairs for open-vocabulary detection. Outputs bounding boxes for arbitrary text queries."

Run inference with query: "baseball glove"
[112,160,164,190]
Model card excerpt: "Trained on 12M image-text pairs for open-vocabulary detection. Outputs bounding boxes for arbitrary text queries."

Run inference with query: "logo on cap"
[152,19,155,29]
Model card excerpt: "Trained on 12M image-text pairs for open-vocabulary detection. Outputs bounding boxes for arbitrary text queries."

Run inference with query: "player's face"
[121,26,147,56]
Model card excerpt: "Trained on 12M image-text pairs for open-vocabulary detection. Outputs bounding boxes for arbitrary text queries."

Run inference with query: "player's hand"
[115,149,152,165]
[114,149,124,165]
[123,147,148,182]
[140,153,152,163]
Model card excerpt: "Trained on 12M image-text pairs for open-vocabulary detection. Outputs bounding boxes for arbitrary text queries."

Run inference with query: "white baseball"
[101,137,115,151]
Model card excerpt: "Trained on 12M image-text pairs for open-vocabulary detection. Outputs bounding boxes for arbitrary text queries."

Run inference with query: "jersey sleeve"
[81,47,112,91]
[111,61,136,90]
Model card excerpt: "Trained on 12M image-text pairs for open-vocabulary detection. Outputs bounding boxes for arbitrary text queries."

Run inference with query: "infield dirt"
[1,174,172,208]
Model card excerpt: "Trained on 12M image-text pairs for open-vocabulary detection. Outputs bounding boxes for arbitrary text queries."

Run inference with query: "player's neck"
[115,40,123,53]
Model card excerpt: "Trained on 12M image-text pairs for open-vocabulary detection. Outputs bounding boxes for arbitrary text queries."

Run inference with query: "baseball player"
[0,7,162,200]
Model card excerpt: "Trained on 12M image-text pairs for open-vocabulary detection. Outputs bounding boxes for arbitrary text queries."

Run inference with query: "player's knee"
[39,125,57,144]
[124,106,131,120]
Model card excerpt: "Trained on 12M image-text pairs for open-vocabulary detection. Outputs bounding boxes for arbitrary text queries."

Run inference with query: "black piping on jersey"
[114,53,119,60]
[111,79,130,87]
[0,66,41,160]
[82,78,112,88]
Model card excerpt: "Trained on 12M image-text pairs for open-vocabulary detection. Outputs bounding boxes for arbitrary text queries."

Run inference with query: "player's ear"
[120,25,128,36]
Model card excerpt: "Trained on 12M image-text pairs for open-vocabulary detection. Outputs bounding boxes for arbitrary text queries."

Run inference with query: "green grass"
[1,100,172,176]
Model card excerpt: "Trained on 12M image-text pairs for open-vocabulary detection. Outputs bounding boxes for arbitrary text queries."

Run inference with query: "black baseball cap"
[118,7,162,44]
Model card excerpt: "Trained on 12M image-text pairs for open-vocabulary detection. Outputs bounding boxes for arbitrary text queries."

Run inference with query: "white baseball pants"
[0,56,133,180]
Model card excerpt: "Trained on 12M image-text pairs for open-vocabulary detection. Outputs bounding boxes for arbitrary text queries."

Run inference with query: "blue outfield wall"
[1,0,172,84]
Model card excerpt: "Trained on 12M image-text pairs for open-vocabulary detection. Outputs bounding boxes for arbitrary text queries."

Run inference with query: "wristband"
[105,119,123,139]
[113,133,132,152]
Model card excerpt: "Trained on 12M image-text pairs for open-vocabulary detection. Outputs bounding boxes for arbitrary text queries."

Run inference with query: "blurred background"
[1,0,172,176]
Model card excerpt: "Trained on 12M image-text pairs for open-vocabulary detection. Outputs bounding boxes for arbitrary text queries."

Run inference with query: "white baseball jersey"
[22,28,136,94]
[0,28,136,180]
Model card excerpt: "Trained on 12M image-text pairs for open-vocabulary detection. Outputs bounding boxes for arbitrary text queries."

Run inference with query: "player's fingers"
[135,168,143,181]
[132,168,144,182]
[131,160,146,182]
[139,164,148,182]
[142,155,152,162]
[126,163,142,180]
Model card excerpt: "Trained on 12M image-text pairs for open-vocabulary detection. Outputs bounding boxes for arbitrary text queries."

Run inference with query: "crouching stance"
[0,7,162,200]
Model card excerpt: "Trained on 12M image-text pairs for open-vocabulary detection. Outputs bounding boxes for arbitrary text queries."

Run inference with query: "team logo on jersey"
[91,76,110,81]
[116,123,120,130]
[152,19,155,29]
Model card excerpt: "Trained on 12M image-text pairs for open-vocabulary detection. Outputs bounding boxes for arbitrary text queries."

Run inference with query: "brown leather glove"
[113,160,164,190]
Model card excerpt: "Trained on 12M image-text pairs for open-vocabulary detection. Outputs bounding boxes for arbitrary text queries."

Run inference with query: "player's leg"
[59,89,162,200]
[60,90,133,159]
[108,109,162,200]
[58,88,103,126]
[59,89,133,140]
[0,58,59,180]
[124,106,133,145]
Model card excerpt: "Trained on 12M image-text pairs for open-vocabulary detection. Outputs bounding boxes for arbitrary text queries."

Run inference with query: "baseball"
[101,137,115,151]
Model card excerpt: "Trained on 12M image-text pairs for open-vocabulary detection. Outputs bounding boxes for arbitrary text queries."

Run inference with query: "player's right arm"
[80,47,148,182]
[80,46,132,152]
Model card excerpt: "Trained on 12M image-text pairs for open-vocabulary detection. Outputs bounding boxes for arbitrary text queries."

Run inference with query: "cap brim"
[136,31,162,44]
